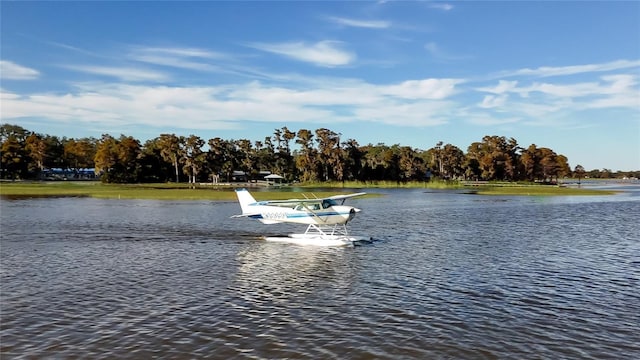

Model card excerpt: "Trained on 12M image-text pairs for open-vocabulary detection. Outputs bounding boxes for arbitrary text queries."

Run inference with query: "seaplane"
[232,188,369,246]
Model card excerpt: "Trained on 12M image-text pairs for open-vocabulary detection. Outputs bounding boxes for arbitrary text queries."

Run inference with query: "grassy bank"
[470,185,614,196]
[300,179,464,189]
[0,180,616,200]
[300,180,616,196]
[0,182,366,201]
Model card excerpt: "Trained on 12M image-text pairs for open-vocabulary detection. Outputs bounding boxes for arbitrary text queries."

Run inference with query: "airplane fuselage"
[247,204,358,225]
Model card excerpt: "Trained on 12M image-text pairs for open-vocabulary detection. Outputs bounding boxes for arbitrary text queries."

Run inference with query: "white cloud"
[477,80,518,94]
[2,58,638,136]
[601,74,638,93]
[383,78,463,99]
[516,74,637,99]
[477,74,639,111]
[0,61,40,80]
[479,94,508,109]
[327,16,391,29]
[354,101,453,126]
[0,76,459,130]
[469,69,640,130]
[247,41,356,67]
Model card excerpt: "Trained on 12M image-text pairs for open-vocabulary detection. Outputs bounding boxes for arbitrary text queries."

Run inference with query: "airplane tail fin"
[235,188,257,214]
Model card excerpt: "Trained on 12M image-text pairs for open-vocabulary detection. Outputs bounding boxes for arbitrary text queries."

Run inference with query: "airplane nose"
[347,207,359,222]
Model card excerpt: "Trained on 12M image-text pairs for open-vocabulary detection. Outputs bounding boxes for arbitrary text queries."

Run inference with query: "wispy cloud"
[425,42,470,61]
[247,41,356,67]
[62,65,168,82]
[45,40,104,58]
[466,114,520,126]
[428,3,454,11]
[0,61,40,80]
[326,16,391,29]
[480,74,638,100]
[129,46,223,72]
[136,47,221,59]
[502,59,640,78]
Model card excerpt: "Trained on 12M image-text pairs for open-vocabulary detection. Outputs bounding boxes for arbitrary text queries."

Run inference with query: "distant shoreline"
[0,181,621,200]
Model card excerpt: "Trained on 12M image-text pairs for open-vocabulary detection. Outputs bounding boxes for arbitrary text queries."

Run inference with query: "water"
[1,186,639,359]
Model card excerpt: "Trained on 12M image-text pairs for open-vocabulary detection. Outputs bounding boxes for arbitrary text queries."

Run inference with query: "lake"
[1,184,639,359]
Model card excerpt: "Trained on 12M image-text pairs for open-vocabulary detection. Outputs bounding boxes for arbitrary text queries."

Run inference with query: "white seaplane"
[232,188,369,246]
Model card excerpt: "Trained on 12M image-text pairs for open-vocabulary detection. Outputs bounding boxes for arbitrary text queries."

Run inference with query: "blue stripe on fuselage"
[248,211,350,220]
[286,211,347,218]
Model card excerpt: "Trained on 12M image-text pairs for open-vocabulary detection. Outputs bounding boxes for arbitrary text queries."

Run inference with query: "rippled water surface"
[1,186,639,359]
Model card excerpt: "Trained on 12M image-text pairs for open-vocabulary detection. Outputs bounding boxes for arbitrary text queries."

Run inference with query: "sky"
[1,1,639,171]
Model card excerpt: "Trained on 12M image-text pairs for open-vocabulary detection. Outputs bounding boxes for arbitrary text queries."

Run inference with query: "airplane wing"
[256,192,366,205]
[328,192,367,201]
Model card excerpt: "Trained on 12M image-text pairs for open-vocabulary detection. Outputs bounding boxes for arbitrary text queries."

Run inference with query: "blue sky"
[1,1,639,171]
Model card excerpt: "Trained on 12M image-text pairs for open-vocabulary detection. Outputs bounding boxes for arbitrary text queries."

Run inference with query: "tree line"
[1,123,636,183]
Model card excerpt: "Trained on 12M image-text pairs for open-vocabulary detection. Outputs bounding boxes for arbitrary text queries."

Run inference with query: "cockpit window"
[322,199,337,209]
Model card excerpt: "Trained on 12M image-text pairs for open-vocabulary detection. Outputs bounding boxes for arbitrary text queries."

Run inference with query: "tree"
[43,135,66,170]
[555,155,571,179]
[539,147,559,182]
[433,141,444,176]
[0,124,30,179]
[25,133,47,174]
[157,134,184,183]
[574,164,586,185]
[465,141,486,180]
[295,129,318,182]
[505,137,521,181]
[139,137,173,182]
[272,126,296,181]
[1,136,27,179]
[0,124,30,143]
[207,137,236,182]
[440,144,465,180]
[94,134,118,182]
[520,144,540,181]
[235,139,256,180]
[94,134,140,183]
[182,135,205,183]
[397,145,419,181]
[64,138,96,173]
[315,128,342,181]
[0,124,597,184]
[115,135,141,182]
[342,138,363,181]
[464,136,520,181]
